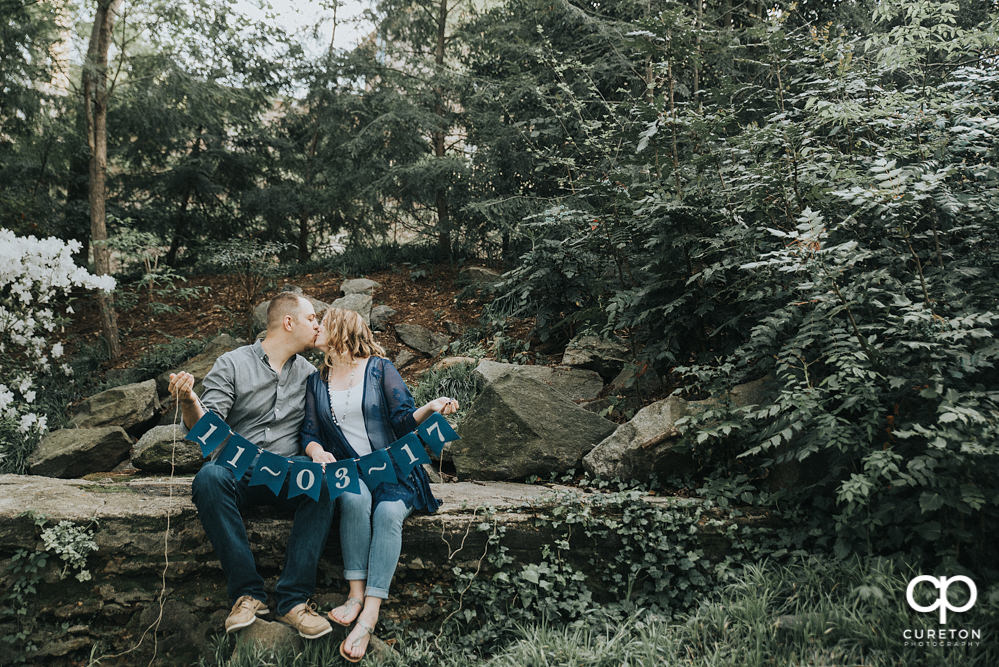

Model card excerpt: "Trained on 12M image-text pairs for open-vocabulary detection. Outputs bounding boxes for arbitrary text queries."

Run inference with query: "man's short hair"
[266,293,306,330]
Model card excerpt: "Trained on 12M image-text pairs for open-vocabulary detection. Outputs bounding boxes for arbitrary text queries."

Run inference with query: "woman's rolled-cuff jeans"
[338,479,412,599]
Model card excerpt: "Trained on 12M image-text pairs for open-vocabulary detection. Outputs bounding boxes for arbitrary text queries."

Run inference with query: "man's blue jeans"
[337,480,412,599]
[191,457,335,615]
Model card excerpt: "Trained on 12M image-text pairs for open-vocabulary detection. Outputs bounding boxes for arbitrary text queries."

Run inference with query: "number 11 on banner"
[416,412,459,457]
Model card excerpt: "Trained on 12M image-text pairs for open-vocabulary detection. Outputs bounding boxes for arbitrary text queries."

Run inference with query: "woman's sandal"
[339,619,375,663]
[327,597,363,627]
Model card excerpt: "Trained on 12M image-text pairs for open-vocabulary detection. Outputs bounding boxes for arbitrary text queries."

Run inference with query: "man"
[168,292,334,639]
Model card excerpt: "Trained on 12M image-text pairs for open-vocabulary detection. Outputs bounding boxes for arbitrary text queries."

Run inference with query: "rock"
[561,334,629,381]
[233,618,303,657]
[155,334,245,397]
[131,425,203,474]
[395,323,450,357]
[728,374,778,408]
[370,305,397,331]
[579,397,613,415]
[432,356,478,371]
[330,293,373,324]
[340,278,380,295]
[422,463,443,484]
[395,350,418,369]
[474,360,603,402]
[252,293,331,332]
[458,266,502,286]
[69,380,159,433]
[29,427,132,478]
[582,396,696,482]
[605,362,662,396]
[452,373,616,480]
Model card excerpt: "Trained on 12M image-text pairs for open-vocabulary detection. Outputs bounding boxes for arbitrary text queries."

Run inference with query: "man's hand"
[168,372,198,404]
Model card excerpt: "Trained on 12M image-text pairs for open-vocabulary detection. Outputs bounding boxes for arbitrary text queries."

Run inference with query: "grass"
[199,555,999,666]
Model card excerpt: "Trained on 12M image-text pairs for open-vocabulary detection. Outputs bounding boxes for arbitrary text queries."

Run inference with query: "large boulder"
[582,397,696,482]
[69,380,159,433]
[452,373,616,480]
[28,427,132,478]
[330,293,373,324]
[561,334,629,380]
[155,334,244,398]
[252,289,330,332]
[370,305,397,331]
[474,360,603,402]
[131,425,203,474]
[340,278,380,295]
[395,323,449,357]
[582,375,781,484]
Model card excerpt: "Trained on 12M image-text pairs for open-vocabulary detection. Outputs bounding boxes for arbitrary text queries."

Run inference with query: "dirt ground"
[66,264,533,383]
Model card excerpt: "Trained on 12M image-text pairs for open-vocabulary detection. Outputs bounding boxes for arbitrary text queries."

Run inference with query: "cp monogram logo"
[906,575,977,624]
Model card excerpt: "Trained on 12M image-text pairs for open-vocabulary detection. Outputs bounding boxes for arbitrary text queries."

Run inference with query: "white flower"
[2,229,114,439]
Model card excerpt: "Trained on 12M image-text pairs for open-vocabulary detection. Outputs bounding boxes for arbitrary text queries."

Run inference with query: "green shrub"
[410,362,483,428]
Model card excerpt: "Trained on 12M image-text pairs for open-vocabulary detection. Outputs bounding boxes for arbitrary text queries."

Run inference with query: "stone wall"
[0,475,760,664]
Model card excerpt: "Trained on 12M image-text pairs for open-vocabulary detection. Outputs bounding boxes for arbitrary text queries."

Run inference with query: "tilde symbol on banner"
[359,449,397,489]
[249,449,290,495]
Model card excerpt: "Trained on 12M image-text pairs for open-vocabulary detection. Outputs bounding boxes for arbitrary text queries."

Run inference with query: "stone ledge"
[0,474,754,664]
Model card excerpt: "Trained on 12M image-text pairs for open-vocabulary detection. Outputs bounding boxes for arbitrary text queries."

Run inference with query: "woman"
[300,307,458,662]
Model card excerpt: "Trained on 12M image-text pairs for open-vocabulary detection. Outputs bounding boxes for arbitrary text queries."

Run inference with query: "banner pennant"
[185,411,231,458]
[417,412,460,457]
[358,449,397,489]
[288,460,324,501]
[326,459,360,501]
[389,432,430,480]
[217,433,256,481]
[248,449,290,496]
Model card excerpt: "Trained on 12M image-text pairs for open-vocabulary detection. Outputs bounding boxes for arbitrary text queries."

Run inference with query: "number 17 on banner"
[416,412,460,457]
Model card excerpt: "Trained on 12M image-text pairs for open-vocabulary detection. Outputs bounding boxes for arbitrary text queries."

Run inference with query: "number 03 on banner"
[416,412,460,457]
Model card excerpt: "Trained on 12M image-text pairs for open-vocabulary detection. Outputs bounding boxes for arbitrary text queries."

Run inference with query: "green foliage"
[411,362,482,427]
[433,488,800,657]
[204,240,287,337]
[0,514,98,664]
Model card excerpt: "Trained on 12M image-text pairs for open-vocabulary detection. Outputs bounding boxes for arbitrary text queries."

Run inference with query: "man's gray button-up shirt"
[200,340,317,458]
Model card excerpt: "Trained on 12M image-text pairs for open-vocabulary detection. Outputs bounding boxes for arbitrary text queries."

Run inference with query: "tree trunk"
[82,0,123,359]
[433,0,451,260]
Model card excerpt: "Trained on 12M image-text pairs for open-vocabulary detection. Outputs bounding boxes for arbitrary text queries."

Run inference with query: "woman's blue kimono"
[300,356,441,514]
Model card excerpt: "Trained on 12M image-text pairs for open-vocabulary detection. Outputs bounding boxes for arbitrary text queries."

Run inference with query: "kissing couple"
[168,292,458,662]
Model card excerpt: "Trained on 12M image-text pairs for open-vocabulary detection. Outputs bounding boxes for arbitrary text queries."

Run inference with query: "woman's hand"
[427,397,460,415]
[311,450,337,465]
[305,441,337,465]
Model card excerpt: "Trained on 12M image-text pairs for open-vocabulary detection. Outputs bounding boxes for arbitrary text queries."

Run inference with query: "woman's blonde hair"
[320,307,385,377]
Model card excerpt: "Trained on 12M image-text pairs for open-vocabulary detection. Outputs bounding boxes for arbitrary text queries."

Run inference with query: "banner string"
[86,397,180,667]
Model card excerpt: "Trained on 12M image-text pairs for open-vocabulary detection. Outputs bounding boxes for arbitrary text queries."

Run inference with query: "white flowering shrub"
[0,229,115,464]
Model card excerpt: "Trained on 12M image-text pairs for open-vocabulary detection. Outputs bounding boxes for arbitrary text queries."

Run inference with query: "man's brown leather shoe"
[224,595,269,634]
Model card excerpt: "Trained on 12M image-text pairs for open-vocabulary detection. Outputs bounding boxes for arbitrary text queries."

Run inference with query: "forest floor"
[66,264,536,384]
